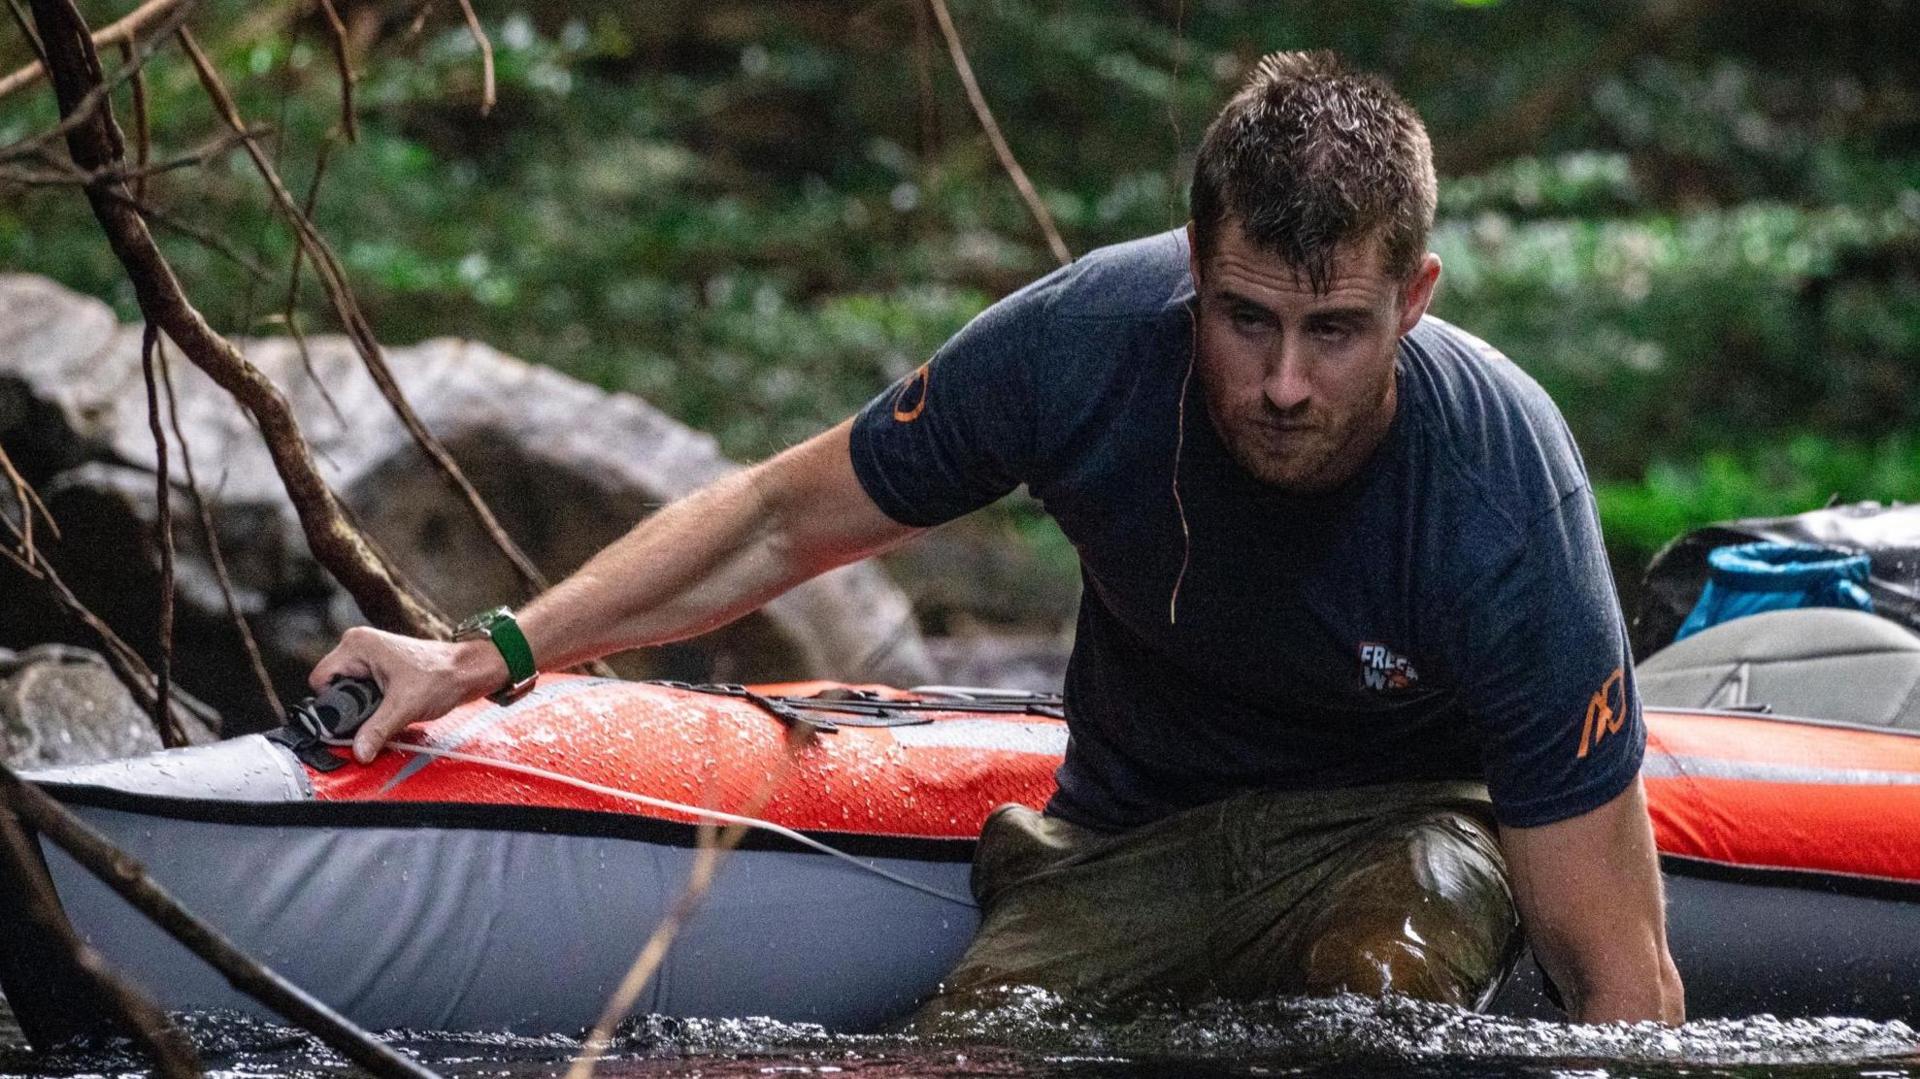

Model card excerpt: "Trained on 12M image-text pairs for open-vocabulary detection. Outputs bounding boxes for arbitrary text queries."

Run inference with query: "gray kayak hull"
[23,796,976,1034]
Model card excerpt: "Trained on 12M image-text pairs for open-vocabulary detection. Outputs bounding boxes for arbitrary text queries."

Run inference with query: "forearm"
[1532,919,1685,1024]
[513,465,803,675]
[1502,778,1687,1026]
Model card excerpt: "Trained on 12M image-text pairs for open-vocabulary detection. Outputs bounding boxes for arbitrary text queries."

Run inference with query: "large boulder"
[0,645,217,769]
[0,274,934,731]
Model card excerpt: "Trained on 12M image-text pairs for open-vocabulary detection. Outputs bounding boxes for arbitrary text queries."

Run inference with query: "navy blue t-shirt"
[849,230,1643,832]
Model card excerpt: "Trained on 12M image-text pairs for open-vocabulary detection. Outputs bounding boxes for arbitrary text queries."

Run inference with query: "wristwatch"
[453,606,538,705]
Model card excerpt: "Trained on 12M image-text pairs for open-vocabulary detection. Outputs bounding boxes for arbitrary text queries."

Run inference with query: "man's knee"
[1295,812,1520,1007]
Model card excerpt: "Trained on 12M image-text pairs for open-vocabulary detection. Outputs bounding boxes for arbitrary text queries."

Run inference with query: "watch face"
[455,606,511,640]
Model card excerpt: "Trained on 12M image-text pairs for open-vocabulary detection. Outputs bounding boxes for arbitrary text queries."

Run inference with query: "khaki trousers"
[918,781,1521,1020]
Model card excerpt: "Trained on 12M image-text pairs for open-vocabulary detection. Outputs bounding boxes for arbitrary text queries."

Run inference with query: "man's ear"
[1185,220,1203,287]
[1397,252,1442,336]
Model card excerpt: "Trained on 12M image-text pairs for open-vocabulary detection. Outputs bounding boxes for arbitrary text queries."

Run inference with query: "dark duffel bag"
[1631,502,1920,659]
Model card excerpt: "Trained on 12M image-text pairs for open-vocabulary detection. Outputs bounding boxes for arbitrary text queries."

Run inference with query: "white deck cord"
[318,735,977,908]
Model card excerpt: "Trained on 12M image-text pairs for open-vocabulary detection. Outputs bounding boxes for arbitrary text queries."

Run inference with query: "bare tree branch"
[312,0,357,141]
[0,0,195,164]
[0,792,202,1076]
[4,0,45,66]
[179,27,550,598]
[452,0,493,116]
[138,325,180,745]
[0,441,58,563]
[0,763,439,1079]
[118,38,151,202]
[566,724,814,1079]
[157,338,281,722]
[0,0,187,100]
[924,0,1070,267]
[284,138,349,428]
[28,0,446,637]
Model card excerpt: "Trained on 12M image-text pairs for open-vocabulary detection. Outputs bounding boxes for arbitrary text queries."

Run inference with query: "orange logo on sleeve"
[892,363,931,422]
[1576,666,1627,759]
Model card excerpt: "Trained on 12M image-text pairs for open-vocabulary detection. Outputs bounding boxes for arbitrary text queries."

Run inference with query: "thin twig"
[29,0,445,637]
[0,0,185,99]
[0,763,440,1079]
[452,0,493,116]
[0,441,58,562]
[312,0,357,141]
[924,0,1070,266]
[909,0,941,159]
[140,325,179,746]
[158,337,279,740]
[566,725,814,1079]
[118,38,150,203]
[0,510,184,738]
[285,138,348,427]
[4,0,45,65]
[0,0,196,164]
[0,791,203,1075]
[179,27,548,597]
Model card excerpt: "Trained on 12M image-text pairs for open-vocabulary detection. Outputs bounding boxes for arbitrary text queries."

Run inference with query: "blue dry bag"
[1674,541,1874,642]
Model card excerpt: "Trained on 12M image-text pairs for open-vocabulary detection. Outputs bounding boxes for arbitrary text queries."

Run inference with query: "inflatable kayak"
[3,610,1918,1038]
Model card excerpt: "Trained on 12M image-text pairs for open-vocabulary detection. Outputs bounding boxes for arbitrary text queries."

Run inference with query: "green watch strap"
[457,606,537,704]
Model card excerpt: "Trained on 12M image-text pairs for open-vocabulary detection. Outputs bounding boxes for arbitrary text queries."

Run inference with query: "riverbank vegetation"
[4,0,1915,622]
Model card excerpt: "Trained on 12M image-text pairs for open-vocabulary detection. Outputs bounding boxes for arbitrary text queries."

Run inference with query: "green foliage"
[1596,435,1920,558]
[3,0,1917,610]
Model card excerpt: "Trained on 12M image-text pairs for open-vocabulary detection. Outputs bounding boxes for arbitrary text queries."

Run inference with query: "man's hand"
[308,627,508,763]
[1498,776,1685,1024]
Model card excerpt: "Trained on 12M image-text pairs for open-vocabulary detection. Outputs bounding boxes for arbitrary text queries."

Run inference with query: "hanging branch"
[178,28,550,599]
[0,0,187,100]
[4,0,44,65]
[0,0,196,165]
[27,0,445,638]
[311,0,357,141]
[0,763,440,1079]
[924,0,1070,267]
[117,38,151,203]
[282,139,349,427]
[452,0,493,116]
[156,339,281,721]
[0,793,202,1076]
[138,325,181,745]
[566,724,815,1079]
[0,496,205,741]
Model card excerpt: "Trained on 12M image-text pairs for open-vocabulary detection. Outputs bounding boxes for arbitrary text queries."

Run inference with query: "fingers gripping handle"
[289,677,384,741]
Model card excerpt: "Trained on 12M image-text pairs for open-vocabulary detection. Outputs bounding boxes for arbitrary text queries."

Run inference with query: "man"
[312,50,1684,1023]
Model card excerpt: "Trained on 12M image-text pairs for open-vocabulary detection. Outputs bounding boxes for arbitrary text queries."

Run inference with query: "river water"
[3,988,1916,1078]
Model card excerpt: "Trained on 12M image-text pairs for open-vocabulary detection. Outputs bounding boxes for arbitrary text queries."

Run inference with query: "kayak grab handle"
[288,677,384,741]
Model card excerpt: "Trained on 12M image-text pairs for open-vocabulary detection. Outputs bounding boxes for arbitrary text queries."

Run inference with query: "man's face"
[1186,221,1440,493]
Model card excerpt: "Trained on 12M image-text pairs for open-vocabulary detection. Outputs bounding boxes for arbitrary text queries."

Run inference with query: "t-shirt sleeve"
[847,280,1049,528]
[1454,486,1645,829]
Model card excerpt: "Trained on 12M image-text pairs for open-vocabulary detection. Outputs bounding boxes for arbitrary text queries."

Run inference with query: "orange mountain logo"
[892,363,930,422]
[1358,642,1420,693]
[1576,666,1627,759]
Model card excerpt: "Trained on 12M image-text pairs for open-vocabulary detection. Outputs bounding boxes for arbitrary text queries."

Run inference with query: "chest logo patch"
[1358,642,1420,693]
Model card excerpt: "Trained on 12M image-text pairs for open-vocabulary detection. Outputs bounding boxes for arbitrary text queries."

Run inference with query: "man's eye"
[1311,322,1356,343]
[1229,308,1269,330]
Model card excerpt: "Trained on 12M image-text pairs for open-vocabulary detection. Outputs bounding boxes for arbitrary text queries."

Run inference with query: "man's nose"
[1262,336,1312,413]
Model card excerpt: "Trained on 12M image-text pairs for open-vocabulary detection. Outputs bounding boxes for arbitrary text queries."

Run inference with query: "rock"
[0,274,935,731]
[922,632,1072,696]
[0,645,217,769]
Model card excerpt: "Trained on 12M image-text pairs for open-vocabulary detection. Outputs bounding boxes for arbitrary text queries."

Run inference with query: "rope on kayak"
[317,734,978,908]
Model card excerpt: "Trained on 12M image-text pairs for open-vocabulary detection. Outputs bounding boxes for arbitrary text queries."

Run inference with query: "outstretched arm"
[1498,776,1685,1024]
[309,419,921,761]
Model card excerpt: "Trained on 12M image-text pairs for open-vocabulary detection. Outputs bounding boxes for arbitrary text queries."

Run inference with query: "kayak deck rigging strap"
[653,681,1067,727]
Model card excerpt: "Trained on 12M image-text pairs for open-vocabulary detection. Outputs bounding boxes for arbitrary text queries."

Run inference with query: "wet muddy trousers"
[917,781,1521,1019]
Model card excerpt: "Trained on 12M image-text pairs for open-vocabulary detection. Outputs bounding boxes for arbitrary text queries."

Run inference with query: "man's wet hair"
[1189,50,1436,293]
